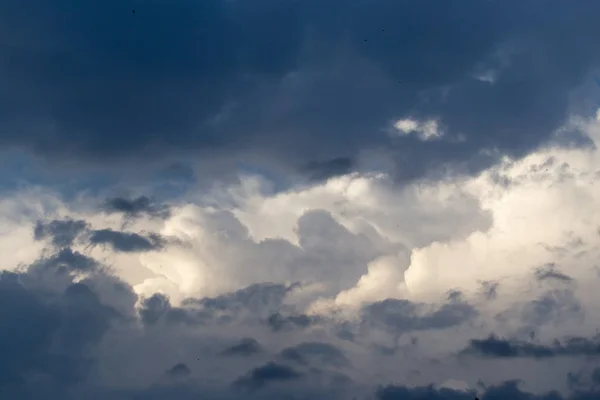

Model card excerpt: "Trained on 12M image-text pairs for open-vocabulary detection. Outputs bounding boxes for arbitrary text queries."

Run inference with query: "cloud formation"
[3,1,600,398]
[1,0,599,182]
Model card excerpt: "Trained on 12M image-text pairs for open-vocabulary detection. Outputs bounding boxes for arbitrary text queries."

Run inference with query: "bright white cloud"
[393,118,444,140]
[2,111,600,397]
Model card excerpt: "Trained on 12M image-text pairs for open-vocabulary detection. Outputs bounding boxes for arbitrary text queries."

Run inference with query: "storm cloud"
[1,0,599,182]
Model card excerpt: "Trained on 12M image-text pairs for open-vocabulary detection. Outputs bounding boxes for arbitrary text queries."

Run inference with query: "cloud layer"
[0,112,600,398]
[3,1,600,398]
[1,0,600,183]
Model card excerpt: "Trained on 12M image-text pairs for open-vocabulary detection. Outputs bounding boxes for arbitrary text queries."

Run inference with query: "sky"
[2,0,600,399]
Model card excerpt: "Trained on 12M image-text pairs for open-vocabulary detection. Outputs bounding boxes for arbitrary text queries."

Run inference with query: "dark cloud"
[363,298,477,334]
[266,312,317,332]
[33,216,170,254]
[103,196,170,219]
[280,342,349,368]
[377,380,600,400]
[0,264,122,398]
[377,384,476,400]
[4,243,600,399]
[521,289,582,327]
[139,293,172,325]
[479,281,499,301]
[29,247,99,273]
[186,282,297,320]
[138,293,205,326]
[233,362,303,390]
[139,283,299,327]
[88,229,166,252]
[221,338,263,357]
[2,0,599,181]
[166,363,191,378]
[34,219,88,248]
[535,263,574,283]
[463,334,600,359]
[301,157,356,182]
[567,371,584,391]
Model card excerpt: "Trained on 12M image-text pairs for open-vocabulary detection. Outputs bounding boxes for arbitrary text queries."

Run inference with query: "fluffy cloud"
[0,111,599,398]
[2,1,600,396]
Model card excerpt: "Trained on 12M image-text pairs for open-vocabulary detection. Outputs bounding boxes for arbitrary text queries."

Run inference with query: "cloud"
[88,229,166,252]
[301,157,356,182]
[362,298,478,335]
[166,363,191,378]
[103,196,171,219]
[1,0,600,183]
[535,264,574,283]
[266,313,317,332]
[377,380,600,400]
[2,113,600,397]
[29,247,99,273]
[393,118,444,141]
[0,264,123,398]
[463,334,600,359]
[279,342,350,368]
[233,362,303,390]
[34,219,88,248]
[221,338,263,357]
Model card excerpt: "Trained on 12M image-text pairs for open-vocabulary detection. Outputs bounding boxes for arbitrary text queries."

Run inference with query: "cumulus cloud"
[2,1,600,395]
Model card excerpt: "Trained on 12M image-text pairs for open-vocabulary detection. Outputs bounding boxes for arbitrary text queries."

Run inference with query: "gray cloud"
[138,283,301,328]
[29,247,99,273]
[221,338,263,357]
[34,219,88,248]
[166,363,191,378]
[362,298,478,334]
[34,216,170,254]
[301,157,356,182]
[139,293,172,326]
[1,1,599,182]
[88,229,166,252]
[535,263,574,283]
[377,380,600,400]
[233,362,303,390]
[463,334,600,359]
[3,242,600,399]
[103,196,171,219]
[0,265,122,398]
[479,281,499,301]
[279,342,349,368]
[521,289,582,327]
[266,312,318,332]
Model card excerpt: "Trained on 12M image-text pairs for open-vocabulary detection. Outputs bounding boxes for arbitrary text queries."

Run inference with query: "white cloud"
[393,118,444,140]
[2,111,600,396]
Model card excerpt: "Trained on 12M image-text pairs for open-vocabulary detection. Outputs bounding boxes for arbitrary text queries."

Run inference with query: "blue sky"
[2,1,600,399]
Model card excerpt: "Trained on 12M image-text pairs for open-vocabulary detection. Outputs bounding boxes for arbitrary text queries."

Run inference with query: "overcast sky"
[2,1,600,399]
